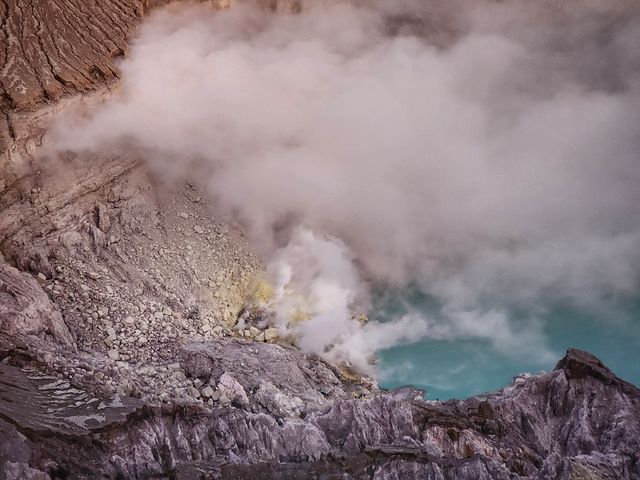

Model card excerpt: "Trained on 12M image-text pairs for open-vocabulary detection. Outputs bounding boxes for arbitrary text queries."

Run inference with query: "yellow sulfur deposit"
[289,308,311,325]
[248,274,275,303]
[353,313,368,325]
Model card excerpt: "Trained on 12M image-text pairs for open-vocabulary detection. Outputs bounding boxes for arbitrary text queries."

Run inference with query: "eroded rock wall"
[0,0,265,370]
[1,345,639,479]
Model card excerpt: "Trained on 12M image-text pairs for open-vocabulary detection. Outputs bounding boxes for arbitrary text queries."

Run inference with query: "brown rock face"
[0,0,146,112]
[0,0,304,117]
[555,347,639,395]
[0,0,303,192]
[0,0,152,192]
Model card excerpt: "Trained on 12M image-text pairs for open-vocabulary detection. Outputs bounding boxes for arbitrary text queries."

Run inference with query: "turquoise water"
[375,292,640,400]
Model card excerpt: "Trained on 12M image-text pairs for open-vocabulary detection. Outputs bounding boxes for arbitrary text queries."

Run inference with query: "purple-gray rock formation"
[1,332,639,479]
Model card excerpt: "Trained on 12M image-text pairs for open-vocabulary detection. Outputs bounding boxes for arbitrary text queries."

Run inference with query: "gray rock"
[187,386,200,398]
[3,462,51,480]
[255,381,304,418]
[0,260,74,346]
[201,385,215,398]
[96,204,111,233]
[180,340,339,415]
[217,372,250,408]
[1,330,639,480]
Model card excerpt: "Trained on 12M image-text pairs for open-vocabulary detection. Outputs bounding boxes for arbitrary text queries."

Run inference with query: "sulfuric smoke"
[54,0,640,372]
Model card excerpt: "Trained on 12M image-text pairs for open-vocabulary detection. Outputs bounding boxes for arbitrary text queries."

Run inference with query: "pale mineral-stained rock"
[216,372,250,408]
[106,327,117,340]
[201,385,215,398]
[255,381,305,418]
[264,327,279,341]
[0,257,74,346]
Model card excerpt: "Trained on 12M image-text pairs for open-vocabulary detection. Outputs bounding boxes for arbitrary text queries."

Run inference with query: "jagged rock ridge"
[1,342,639,479]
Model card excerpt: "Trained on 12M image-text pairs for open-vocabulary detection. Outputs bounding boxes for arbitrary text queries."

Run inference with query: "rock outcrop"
[0,0,303,191]
[0,257,73,345]
[0,0,151,190]
[0,337,639,479]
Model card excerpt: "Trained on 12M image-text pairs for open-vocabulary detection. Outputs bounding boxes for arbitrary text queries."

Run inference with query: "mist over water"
[54,1,640,393]
[374,290,640,399]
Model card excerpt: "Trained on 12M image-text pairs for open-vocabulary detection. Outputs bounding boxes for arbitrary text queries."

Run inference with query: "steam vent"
[1,1,640,479]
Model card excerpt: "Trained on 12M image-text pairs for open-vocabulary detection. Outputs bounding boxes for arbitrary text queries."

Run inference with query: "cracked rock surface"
[1,340,639,480]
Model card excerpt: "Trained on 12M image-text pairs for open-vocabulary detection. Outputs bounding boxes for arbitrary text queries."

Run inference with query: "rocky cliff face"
[1,0,149,190]
[0,0,302,190]
[1,334,639,480]
[1,1,639,479]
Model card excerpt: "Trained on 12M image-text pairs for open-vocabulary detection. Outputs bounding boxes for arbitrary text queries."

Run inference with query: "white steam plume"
[53,0,640,372]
